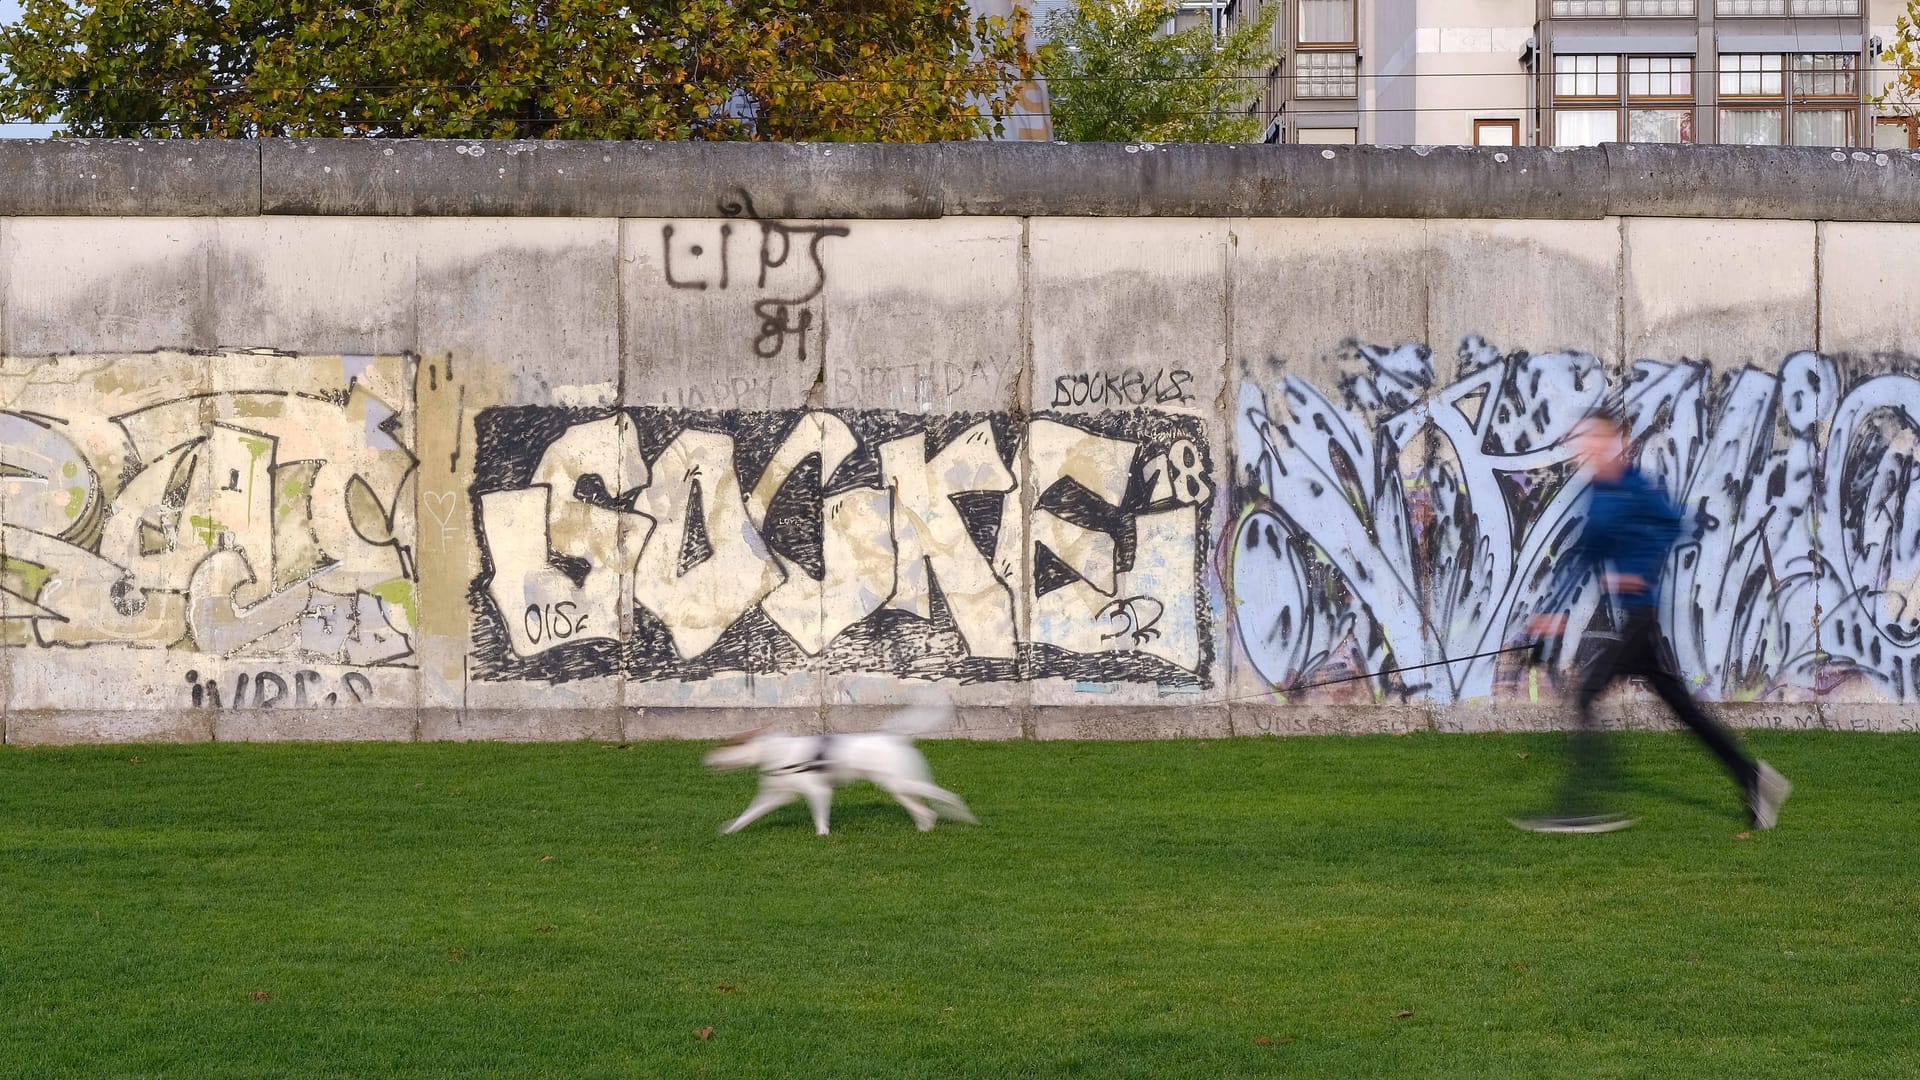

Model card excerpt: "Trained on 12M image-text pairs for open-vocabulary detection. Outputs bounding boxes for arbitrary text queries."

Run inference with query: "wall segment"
[0,141,1916,741]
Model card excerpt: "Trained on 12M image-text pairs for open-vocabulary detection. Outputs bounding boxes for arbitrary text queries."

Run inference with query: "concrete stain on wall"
[469,408,1214,687]
[1231,338,1920,704]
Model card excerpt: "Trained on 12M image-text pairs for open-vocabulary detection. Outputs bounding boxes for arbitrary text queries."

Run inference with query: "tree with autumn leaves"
[1881,4,1920,125]
[0,0,1042,141]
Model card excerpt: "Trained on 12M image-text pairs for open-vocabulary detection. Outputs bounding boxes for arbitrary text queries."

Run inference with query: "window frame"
[1719,107,1786,145]
[1550,0,1623,15]
[1474,118,1521,146]
[1627,56,1694,102]
[1552,54,1622,102]
[1790,107,1856,148]
[1875,115,1919,150]
[1626,108,1696,144]
[1715,0,1786,15]
[1293,48,1359,100]
[1717,53,1785,102]
[1788,0,1860,14]
[1790,54,1859,102]
[1294,0,1356,49]
[1550,54,1696,147]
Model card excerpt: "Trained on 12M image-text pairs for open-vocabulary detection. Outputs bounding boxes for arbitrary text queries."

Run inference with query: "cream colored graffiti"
[474,411,1206,678]
[0,362,417,668]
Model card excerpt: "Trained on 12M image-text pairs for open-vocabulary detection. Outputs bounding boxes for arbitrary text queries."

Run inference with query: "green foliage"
[1878,6,1920,118]
[0,0,1041,140]
[1040,0,1276,143]
[3,734,1918,1077]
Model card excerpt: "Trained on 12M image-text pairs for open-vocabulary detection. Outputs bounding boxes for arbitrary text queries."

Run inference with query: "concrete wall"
[2,140,1919,743]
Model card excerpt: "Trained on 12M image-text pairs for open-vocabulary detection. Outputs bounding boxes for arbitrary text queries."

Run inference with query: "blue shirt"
[1549,465,1683,613]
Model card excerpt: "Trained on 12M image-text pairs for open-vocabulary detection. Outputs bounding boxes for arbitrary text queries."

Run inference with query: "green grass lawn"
[2,732,1917,1079]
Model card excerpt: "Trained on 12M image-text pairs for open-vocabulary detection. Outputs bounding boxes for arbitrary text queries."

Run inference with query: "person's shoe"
[1509,813,1636,834]
[1749,761,1792,830]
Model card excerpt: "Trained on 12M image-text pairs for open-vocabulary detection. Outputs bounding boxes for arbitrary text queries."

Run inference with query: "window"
[1474,119,1520,146]
[1792,109,1853,147]
[1792,0,1859,13]
[1554,55,1620,98]
[1721,109,1783,145]
[1719,54,1783,99]
[1876,116,1919,150]
[1295,50,1357,98]
[1555,0,1695,11]
[1297,127,1357,145]
[1629,109,1695,143]
[1553,55,1693,146]
[1297,0,1354,46]
[1628,57,1692,98]
[1556,110,1619,146]
[1717,0,1784,13]
[1792,55,1856,99]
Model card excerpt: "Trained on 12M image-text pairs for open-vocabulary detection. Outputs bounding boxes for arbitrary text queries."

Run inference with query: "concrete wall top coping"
[0,138,1916,221]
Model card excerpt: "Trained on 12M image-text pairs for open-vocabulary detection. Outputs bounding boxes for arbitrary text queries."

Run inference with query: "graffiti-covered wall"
[3,142,1919,741]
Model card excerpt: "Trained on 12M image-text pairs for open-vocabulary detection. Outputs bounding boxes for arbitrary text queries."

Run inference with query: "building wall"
[1230,0,1914,146]
[2,141,1919,743]
[1414,0,1535,143]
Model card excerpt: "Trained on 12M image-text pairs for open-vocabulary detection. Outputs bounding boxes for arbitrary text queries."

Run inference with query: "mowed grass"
[2,733,1918,1079]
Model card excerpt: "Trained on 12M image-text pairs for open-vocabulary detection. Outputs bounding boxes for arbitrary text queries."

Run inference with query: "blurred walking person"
[1516,407,1791,834]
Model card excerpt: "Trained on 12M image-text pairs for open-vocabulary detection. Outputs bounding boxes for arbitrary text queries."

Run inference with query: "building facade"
[1223,0,1917,146]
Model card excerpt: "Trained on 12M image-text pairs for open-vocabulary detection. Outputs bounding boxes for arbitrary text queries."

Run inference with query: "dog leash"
[1223,642,1545,704]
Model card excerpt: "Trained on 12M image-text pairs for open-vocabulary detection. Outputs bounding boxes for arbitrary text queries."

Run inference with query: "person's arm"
[1529,514,1597,636]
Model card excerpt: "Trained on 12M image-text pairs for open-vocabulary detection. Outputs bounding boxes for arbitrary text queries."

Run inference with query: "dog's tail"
[879,702,957,738]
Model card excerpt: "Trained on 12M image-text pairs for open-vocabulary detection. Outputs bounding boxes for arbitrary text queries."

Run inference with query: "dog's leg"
[800,780,833,836]
[886,787,938,831]
[898,780,978,825]
[723,788,796,834]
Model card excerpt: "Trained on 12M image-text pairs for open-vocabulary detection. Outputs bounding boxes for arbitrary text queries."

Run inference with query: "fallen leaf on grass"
[1902,997,1914,1005]
[1735,832,1752,841]
[129,757,147,765]
[449,948,466,961]
[1254,1037,1271,1046]
[716,984,737,993]
[539,855,553,863]
[1515,753,1529,760]
[695,1027,714,1041]
[1394,1011,1414,1019]
[248,991,272,1001]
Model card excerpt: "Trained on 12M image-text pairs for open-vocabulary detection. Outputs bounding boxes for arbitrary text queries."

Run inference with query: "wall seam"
[1813,220,1825,357]
[1616,215,1629,397]
[1219,218,1236,736]
[1018,214,1035,740]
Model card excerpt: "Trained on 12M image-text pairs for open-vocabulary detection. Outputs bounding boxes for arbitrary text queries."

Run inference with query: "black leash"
[1225,641,1546,703]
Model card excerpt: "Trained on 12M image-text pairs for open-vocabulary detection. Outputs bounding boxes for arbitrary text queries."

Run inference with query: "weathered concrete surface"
[0,139,258,216]
[1,140,1917,744]
[6,140,1920,222]
[1623,218,1816,370]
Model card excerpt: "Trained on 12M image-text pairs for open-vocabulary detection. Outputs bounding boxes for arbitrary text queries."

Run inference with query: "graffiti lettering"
[185,668,374,708]
[659,206,848,360]
[1232,338,1920,703]
[1051,369,1197,408]
[470,408,1214,686]
[1,363,417,686]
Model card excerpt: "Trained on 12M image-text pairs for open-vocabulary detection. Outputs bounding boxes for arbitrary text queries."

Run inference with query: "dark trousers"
[1559,607,1759,814]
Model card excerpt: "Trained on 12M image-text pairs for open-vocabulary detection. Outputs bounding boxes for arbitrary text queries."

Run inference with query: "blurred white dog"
[703,705,976,836]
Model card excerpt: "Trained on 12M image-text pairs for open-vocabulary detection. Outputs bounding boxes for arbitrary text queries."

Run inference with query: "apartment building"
[1224,0,1917,147]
